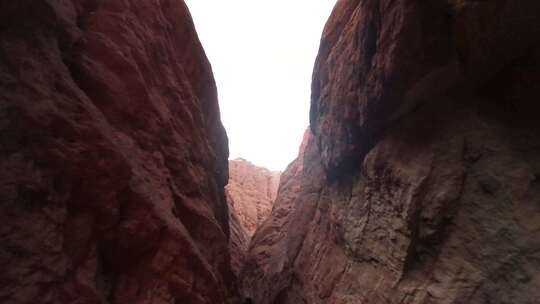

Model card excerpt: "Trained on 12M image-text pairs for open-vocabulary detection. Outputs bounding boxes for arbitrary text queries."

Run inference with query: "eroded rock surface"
[0,1,238,303]
[242,129,312,301]
[226,158,280,277]
[245,1,540,303]
[228,196,251,278]
[226,159,280,236]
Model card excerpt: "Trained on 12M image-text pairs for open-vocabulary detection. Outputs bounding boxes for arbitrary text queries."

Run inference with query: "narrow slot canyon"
[2,1,540,304]
[226,157,281,277]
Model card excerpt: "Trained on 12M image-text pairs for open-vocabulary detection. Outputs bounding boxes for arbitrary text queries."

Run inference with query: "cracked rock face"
[241,129,312,301]
[244,1,540,303]
[227,159,281,236]
[0,1,238,303]
[226,158,280,276]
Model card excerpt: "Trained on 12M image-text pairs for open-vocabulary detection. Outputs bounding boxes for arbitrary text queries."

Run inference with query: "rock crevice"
[226,158,281,276]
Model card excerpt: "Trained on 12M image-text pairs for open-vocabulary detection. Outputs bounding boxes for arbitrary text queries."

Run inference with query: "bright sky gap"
[185,1,336,171]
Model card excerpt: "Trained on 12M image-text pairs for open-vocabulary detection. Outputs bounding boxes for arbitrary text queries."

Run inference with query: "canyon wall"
[226,159,281,236]
[0,1,239,303]
[226,158,280,276]
[245,1,540,303]
[242,129,312,301]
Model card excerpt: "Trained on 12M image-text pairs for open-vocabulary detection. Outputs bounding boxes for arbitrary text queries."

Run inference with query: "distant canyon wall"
[227,158,281,236]
[226,158,280,275]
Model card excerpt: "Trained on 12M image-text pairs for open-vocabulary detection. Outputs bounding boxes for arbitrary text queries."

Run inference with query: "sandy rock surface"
[0,1,239,303]
[244,1,540,303]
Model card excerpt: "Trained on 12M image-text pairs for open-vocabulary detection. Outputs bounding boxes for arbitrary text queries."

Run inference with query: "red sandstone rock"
[228,194,251,278]
[226,159,280,236]
[241,130,312,301]
[226,158,280,277]
[0,1,238,303]
[245,1,540,303]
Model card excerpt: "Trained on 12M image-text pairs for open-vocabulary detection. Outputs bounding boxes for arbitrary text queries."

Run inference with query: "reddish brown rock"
[226,159,281,236]
[228,196,251,278]
[226,158,280,277]
[242,129,313,301]
[245,1,540,304]
[0,1,238,303]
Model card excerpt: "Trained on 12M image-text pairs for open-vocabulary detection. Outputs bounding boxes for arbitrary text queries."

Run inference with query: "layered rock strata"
[0,1,238,303]
[244,1,540,303]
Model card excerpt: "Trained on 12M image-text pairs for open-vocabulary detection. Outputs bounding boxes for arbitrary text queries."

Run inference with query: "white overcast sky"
[185,1,336,171]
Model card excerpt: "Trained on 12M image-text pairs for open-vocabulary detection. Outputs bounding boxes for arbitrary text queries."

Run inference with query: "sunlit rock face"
[244,1,540,303]
[226,159,280,276]
[0,1,239,303]
[227,159,281,236]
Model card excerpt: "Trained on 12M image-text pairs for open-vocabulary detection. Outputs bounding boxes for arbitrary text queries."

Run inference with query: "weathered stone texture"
[245,1,540,303]
[0,1,238,303]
